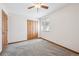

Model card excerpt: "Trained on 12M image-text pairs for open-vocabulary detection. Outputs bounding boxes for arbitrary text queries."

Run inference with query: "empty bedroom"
[0,3,79,56]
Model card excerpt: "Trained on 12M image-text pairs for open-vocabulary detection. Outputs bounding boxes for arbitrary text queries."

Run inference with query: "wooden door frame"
[2,9,8,49]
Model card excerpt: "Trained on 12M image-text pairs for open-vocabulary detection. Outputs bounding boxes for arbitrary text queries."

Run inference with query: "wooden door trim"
[2,9,8,48]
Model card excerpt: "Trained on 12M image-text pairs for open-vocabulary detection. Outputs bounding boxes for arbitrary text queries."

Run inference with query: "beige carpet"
[0,39,79,56]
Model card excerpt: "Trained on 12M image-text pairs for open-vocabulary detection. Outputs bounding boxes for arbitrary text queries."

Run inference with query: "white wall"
[0,9,2,53]
[8,12,27,43]
[39,4,79,52]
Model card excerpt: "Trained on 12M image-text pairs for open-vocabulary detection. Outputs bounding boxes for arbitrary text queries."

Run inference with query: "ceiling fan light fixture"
[28,3,48,9]
[35,4,41,8]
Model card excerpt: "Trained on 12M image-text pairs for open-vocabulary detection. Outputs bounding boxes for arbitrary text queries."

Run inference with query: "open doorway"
[27,20,38,40]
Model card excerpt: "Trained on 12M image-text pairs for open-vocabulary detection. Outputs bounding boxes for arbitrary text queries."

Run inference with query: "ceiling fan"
[28,3,48,9]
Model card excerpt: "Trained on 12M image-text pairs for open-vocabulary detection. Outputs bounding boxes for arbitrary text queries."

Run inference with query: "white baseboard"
[0,48,2,53]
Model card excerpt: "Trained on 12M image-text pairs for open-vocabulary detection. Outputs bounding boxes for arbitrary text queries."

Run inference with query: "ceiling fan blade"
[41,5,48,9]
[28,6,34,9]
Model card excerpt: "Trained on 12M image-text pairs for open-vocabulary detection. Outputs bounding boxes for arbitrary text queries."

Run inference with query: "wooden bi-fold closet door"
[27,20,38,40]
[2,10,8,48]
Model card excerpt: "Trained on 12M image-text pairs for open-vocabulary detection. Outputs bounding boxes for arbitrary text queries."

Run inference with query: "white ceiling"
[3,3,67,19]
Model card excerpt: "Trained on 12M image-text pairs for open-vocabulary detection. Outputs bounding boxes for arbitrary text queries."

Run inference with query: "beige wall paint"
[39,4,79,52]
